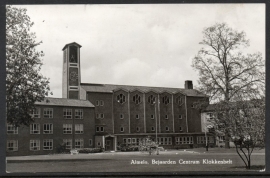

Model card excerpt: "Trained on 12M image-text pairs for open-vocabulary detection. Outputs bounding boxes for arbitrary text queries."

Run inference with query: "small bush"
[78,147,104,153]
[119,144,139,152]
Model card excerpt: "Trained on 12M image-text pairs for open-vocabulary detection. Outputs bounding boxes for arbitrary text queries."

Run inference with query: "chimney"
[185,80,193,89]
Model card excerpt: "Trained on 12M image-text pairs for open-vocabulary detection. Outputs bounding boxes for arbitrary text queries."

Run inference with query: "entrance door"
[106,140,111,151]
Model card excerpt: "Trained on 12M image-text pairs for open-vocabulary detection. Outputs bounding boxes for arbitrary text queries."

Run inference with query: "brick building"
[6,42,215,156]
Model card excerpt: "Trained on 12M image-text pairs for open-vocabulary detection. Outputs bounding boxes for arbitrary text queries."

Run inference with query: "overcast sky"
[14,4,265,98]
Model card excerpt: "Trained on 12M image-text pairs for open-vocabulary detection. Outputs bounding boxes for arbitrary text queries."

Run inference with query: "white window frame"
[100,100,104,106]
[7,124,18,134]
[43,108,53,118]
[31,108,40,118]
[136,127,140,132]
[63,108,72,119]
[75,124,84,134]
[165,126,169,131]
[179,126,182,131]
[43,139,53,150]
[30,140,40,151]
[75,109,83,119]
[165,115,168,119]
[43,123,53,134]
[7,140,18,151]
[75,139,84,149]
[63,139,72,150]
[179,115,182,119]
[63,124,72,134]
[96,126,104,132]
[96,100,99,106]
[97,142,101,146]
[176,136,193,145]
[151,114,154,119]
[30,123,40,134]
[157,137,172,145]
[136,114,139,119]
[151,126,155,131]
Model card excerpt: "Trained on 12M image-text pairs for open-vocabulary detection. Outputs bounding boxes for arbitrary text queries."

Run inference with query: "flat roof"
[35,97,94,107]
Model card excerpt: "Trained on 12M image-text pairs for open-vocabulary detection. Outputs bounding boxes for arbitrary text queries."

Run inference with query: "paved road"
[6,150,265,173]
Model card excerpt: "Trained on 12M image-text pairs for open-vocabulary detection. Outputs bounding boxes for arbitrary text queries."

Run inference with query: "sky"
[13,4,265,98]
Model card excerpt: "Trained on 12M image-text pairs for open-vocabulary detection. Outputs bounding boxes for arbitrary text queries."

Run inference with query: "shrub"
[78,147,104,153]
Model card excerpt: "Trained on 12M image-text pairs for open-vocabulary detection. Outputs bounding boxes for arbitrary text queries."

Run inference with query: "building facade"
[7,42,215,156]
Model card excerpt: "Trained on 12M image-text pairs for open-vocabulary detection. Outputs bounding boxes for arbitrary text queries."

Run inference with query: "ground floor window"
[30,140,40,151]
[123,138,139,145]
[7,140,18,151]
[43,139,53,150]
[157,137,172,145]
[197,136,214,144]
[63,139,72,149]
[75,139,84,149]
[175,136,193,145]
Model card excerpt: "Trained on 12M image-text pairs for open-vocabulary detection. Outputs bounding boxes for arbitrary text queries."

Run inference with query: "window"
[151,115,154,119]
[63,124,72,134]
[75,109,83,119]
[197,136,214,144]
[206,112,214,120]
[175,136,193,145]
[136,114,139,119]
[120,127,124,132]
[136,127,140,132]
[147,95,156,105]
[132,138,136,144]
[63,109,72,119]
[89,139,92,146]
[165,126,169,131]
[63,139,72,149]
[97,142,101,146]
[179,115,182,119]
[191,104,195,108]
[132,94,141,104]
[75,139,84,149]
[157,137,172,145]
[96,126,104,132]
[43,123,53,134]
[165,115,168,119]
[7,124,18,134]
[176,96,184,106]
[43,108,53,118]
[179,127,182,131]
[120,114,124,119]
[31,108,40,118]
[96,100,99,106]
[100,100,104,106]
[151,126,155,131]
[43,139,53,150]
[96,113,104,119]
[30,140,40,151]
[7,140,18,151]
[162,96,170,105]
[117,93,126,104]
[75,124,84,134]
[30,124,40,134]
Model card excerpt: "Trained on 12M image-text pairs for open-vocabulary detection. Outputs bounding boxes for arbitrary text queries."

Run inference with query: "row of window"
[96,100,104,106]
[117,114,183,120]
[117,94,185,106]
[7,124,84,135]
[7,139,90,151]
[119,126,183,132]
[31,108,83,119]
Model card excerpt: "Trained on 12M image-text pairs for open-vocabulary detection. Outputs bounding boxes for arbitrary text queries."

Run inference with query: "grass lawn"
[6,148,265,173]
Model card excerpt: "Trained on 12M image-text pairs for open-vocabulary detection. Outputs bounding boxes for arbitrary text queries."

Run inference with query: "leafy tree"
[6,5,51,127]
[192,23,265,148]
[208,97,265,169]
[138,136,159,155]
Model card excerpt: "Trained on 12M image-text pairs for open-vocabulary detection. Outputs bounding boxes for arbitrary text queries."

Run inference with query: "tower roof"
[62,42,82,50]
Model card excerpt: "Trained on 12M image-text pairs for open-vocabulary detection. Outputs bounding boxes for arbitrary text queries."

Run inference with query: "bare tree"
[192,23,265,148]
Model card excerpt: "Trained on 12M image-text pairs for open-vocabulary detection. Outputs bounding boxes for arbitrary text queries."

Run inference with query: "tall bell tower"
[62,42,82,99]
